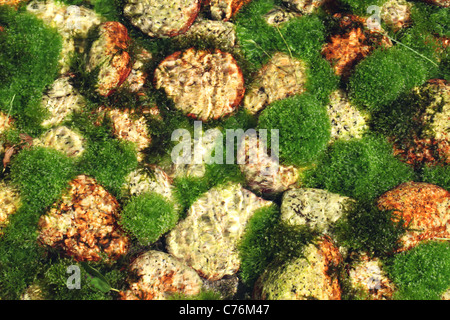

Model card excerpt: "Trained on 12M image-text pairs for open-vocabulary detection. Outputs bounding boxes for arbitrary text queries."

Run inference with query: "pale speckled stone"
[33,126,85,158]
[243,52,307,115]
[348,255,396,300]
[381,0,412,30]
[253,236,342,300]
[282,0,326,14]
[237,134,300,194]
[263,6,301,26]
[166,183,272,281]
[169,127,223,179]
[327,89,369,142]
[40,76,85,128]
[280,188,353,234]
[123,0,201,38]
[173,18,237,50]
[120,250,203,300]
[122,166,176,206]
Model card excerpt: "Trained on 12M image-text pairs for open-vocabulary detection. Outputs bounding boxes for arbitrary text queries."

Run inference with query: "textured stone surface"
[87,22,132,96]
[173,18,237,50]
[348,254,396,300]
[327,89,369,142]
[38,175,130,262]
[263,6,301,26]
[205,0,252,21]
[377,181,450,252]
[123,0,201,38]
[0,181,21,235]
[169,126,222,179]
[27,0,103,73]
[391,80,449,167]
[122,47,153,93]
[282,0,326,14]
[322,14,391,78]
[105,108,152,162]
[237,134,299,194]
[33,126,85,158]
[381,0,412,30]
[122,166,176,204]
[243,52,307,115]
[154,48,245,121]
[280,188,353,234]
[120,250,203,300]
[166,183,272,281]
[253,236,342,300]
[40,76,85,128]
[422,80,450,144]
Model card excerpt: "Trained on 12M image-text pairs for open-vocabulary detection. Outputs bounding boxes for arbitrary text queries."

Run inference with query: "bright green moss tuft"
[304,135,416,200]
[79,138,138,197]
[238,204,317,287]
[0,6,62,135]
[333,200,408,257]
[0,203,47,299]
[39,258,126,300]
[120,192,179,246]
[257,93,331,167]
[234,0,338,102]
[421,165,450,191]
[386,241,450,300]
[348,46,437,112]
[409,2,449,38]
[10,146,76,210]
[168,289,222,300]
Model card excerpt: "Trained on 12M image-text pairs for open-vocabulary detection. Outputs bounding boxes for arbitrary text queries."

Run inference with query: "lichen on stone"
[166,183,272,281]
[120,250,203,300]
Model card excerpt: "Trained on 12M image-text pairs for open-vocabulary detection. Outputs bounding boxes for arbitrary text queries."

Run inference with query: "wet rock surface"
[166,183,272,281]
[38,175,130,262]
[120,250,203,300]
[377,181,450,252]
[154,48,245,121]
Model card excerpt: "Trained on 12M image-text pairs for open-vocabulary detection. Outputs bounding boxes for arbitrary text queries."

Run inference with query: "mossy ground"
[0,0,448,300]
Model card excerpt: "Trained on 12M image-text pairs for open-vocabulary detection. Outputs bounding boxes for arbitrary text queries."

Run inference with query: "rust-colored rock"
[154,48,245,121]
[123,0,201,38]
[38,175,130,262]
[391,79,449,168]
[377,181,450,252]
[87,22,132,96]
[322,14,391,78]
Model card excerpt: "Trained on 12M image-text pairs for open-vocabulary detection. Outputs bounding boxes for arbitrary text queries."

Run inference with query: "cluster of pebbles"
[0,0,448,300]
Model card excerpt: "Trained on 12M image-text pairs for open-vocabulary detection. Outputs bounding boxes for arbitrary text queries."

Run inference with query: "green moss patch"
[304,134,416,200]
[119,192,179,246]
[386,241,450,300]
[257,93,331,167]
[0,6,62,135]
